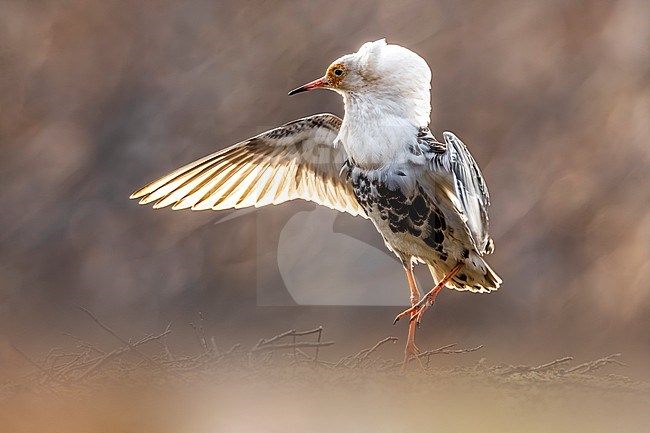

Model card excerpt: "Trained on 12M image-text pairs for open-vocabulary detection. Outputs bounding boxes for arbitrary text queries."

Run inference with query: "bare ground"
[1,310,649,433]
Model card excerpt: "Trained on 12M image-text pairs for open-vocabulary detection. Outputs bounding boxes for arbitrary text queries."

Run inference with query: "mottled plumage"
[345,127,500,292]
[131,39,501,368]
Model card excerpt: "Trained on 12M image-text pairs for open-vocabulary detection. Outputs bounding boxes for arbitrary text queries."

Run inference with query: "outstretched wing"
[130,114,367,218]
[428,131,491,253]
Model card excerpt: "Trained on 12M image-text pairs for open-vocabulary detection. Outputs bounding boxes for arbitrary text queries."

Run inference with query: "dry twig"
[8,309,639,397]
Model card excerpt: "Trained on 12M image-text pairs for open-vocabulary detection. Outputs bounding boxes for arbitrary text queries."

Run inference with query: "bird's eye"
[333,68,344,77]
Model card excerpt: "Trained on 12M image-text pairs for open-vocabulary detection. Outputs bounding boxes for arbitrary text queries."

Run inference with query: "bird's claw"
[393,305,417,325]
[393,295,435,325]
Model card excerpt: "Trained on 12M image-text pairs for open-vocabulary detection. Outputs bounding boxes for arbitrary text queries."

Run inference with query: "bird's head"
[289,39,432,125]
[289,39,431,98]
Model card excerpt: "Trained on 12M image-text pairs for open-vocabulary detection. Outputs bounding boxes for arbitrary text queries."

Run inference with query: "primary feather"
[131,114,367,218]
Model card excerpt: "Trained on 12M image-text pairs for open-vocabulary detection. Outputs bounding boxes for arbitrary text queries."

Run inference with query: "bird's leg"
[394,262,465,326]
[401,266,425,371]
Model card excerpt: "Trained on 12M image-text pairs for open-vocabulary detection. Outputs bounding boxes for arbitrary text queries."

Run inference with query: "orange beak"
[288,76,329,96]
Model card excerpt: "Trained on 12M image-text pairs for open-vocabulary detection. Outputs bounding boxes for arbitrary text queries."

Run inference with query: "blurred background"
[1,0,648,378]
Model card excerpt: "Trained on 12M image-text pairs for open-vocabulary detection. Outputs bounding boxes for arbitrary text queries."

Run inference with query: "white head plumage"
[289,39,433,167]
[290,39,432,126]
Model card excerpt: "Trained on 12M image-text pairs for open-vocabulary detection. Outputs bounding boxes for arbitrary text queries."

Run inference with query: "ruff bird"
[131,39,502,369]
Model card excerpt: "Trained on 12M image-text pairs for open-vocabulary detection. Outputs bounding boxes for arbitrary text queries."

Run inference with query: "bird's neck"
[337,91,431,169]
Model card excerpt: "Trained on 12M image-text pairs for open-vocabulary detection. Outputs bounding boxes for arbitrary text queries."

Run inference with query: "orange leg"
[394,262,465,326]
[401,266,425,371]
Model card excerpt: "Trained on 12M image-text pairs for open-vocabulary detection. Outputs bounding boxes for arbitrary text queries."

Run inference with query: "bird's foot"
[393,262,466,326]
[393,293,436,326]
[401,340,425,372]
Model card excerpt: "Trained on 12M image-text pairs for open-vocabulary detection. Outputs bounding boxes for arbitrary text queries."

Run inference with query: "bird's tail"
[428,253,501,293]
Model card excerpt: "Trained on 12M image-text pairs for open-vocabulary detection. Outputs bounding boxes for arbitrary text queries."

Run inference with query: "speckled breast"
[350,170,451,262]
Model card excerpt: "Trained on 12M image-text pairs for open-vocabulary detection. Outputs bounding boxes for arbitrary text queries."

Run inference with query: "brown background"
[1,0,648,378]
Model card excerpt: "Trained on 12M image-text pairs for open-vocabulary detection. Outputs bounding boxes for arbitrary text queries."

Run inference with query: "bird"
[130,39,501,369]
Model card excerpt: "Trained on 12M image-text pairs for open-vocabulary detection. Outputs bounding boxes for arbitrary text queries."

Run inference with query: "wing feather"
[428,131,491,253]
[131,114,367,218]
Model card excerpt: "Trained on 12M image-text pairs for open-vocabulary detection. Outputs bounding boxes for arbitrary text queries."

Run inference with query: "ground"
[1,313,648,433]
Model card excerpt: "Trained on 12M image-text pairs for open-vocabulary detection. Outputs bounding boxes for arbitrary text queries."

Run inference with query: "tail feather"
[427,254,501,294]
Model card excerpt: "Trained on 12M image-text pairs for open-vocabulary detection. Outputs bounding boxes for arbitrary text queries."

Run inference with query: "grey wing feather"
[429,131,491,253]
[130,113,367,218]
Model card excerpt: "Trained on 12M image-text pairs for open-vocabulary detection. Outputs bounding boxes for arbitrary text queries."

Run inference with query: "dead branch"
[313,326,323,366]
[419,344,484,368]
[78,306,166,372]
[530,356,574,372]
[54,325,173,381]
[251,341,335,353]
[190,312,210,355]
[566,354,626,374]
[351,337,399,368]
[254,329,297,349]
[61,333,105,356]
[12,314,640,397]
[226,343,241,355]
[10,343,63,385]
[290,327,324,337]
